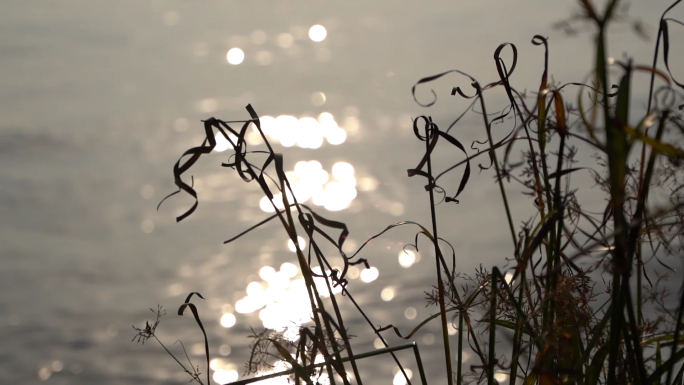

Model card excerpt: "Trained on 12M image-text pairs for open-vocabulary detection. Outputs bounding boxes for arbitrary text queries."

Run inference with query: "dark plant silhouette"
[134,0,684,383]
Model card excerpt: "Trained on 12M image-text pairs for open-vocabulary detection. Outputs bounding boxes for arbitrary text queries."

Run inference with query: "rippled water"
[1,1,680,384]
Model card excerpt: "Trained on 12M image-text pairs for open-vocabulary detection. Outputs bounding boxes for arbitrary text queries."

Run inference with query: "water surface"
[0,1,681,384]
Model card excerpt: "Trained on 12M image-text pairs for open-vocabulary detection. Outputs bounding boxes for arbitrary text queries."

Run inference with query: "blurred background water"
[0,1,682,384]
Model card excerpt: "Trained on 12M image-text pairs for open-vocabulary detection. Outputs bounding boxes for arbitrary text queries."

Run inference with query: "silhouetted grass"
[134,0,684,383]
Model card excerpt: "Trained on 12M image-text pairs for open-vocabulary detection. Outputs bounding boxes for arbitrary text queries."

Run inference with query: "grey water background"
[1,1,682,384]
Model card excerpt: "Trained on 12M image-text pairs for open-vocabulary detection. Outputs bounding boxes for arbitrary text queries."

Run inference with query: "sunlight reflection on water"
[227,259,379,340]
[257,158,358,213]
[308,25,327,42]
[227,48,245,65]
[252,112,346,148]
[7,1,670,383]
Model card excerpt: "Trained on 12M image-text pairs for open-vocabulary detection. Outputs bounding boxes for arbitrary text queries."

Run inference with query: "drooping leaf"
[177,298,210,385]
[623,124,684,158]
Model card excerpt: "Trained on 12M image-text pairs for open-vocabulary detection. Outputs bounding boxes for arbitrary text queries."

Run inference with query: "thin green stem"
[425,122,455,385]
[475,84,518,252]
[488,270,498,385]
[457,312,463,385]
[509,271,526,385]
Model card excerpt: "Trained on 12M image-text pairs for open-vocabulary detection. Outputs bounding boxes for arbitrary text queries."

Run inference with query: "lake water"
[1,1,681,384]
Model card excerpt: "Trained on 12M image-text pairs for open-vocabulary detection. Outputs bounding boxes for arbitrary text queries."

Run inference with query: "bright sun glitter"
[226,48,244,65]
[308,25,327,42]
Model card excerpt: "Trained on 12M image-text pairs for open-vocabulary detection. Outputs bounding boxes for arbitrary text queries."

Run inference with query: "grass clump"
[134,0,684,383]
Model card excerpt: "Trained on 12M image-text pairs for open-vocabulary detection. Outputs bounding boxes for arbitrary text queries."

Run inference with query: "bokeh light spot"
[422,333,435,345]
[251,30,267,45]
[259,266,276,281]
[277,33,294,48]
[309,25,327,42]
[393,369,413,385]
[381,287,394,301]
[360,267,378,282]
[38,367,51,381]
[288,236,306,252]
[311,92,326,107]
[141,220,154,234]
[51,361,64,372]
[220,313,236,328]
[280,262,298,278]
[226,48,245,65]
[219,344,232,356]
[214,132,238,152]
[398,250,416,268]
[213,369,238,384]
